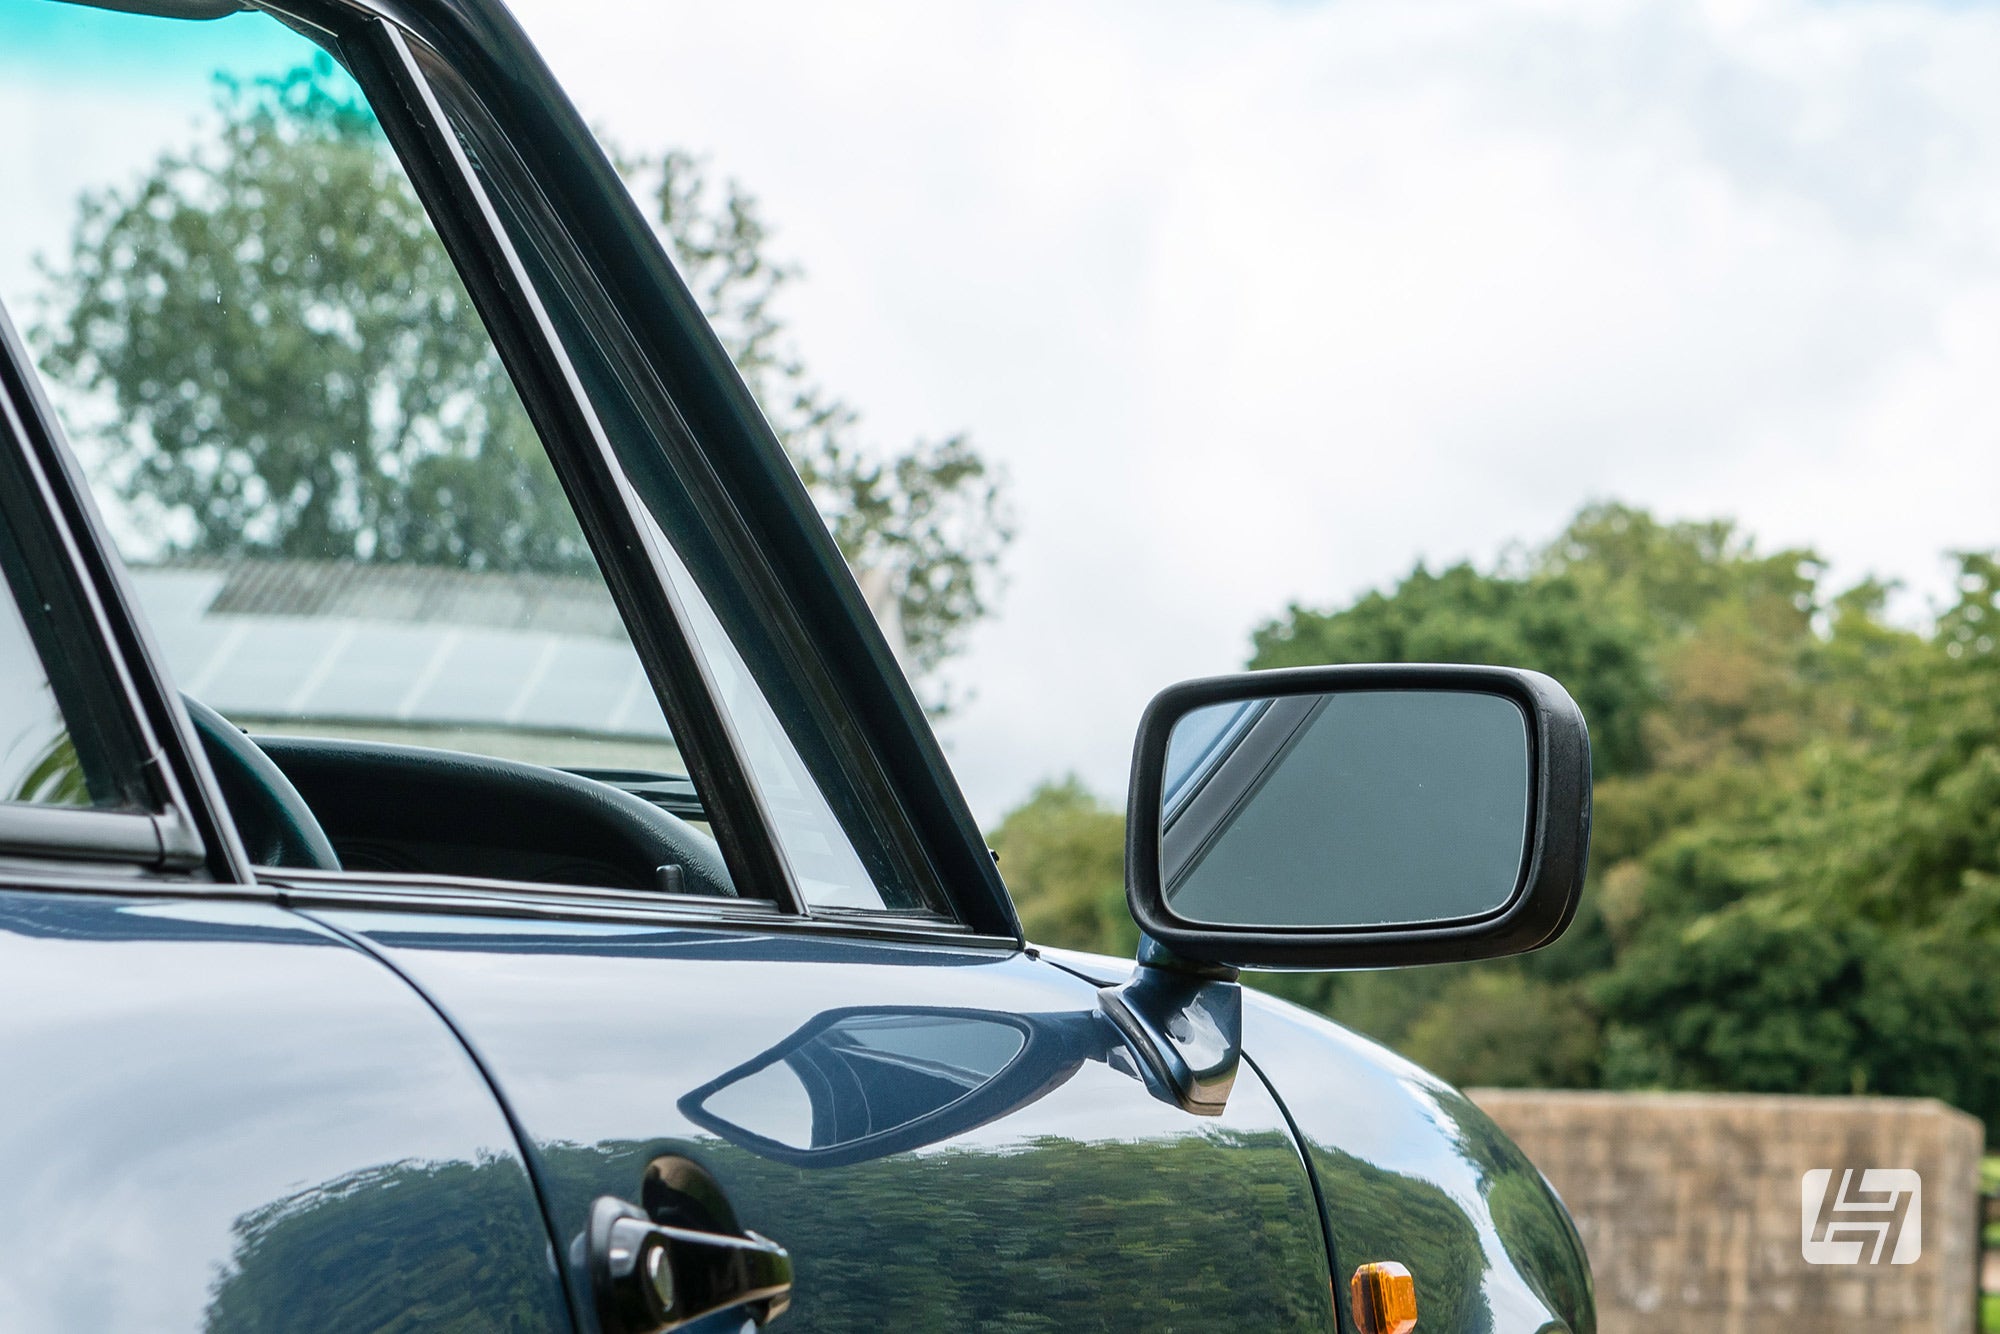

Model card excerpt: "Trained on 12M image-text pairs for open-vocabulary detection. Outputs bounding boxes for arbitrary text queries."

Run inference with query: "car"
[0,0,1597,1330]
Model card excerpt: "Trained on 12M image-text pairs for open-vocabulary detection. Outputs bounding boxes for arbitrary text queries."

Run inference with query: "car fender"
[1242,988,1595,1334]
[1032,946,1595,1334]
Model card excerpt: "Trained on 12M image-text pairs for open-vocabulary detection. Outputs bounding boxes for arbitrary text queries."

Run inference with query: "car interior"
[182,692,736,897]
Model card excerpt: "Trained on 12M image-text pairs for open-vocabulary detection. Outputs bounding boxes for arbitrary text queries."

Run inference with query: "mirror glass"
[1161,690,1531,929]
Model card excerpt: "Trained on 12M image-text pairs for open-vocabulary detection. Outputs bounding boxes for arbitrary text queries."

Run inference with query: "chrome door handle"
[584,1195,793,1333]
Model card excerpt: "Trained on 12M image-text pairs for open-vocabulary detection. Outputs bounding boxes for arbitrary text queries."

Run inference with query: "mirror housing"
[1125,663,1591,970]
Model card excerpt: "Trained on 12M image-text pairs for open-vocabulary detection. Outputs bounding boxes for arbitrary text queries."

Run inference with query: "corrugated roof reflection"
[132,561,671,741]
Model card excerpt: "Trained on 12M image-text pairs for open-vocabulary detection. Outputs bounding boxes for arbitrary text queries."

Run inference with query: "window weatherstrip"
[0,301,219,875]
[0,804,200,867]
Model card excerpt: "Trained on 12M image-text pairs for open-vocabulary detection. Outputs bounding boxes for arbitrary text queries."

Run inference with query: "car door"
[6,2,1338,1331]
[299,914,1336,1332]
[0,301,574,1331]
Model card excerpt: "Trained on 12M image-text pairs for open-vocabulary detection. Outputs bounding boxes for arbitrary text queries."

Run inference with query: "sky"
[504,0,2000,822]
[7,0,2000,826]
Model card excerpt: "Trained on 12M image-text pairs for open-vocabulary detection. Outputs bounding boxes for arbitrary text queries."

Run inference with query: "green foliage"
[35,60,1010,683]
[36,59,583,575]
[11,733,91,807]
[986,775,1136,961]
[1253,557,1655,777]
[1000,501,2000,1139]
[1400,970,1601,1089]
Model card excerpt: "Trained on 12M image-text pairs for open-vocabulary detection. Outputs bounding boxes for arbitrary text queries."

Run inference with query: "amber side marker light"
[1351,1261,1417,1334]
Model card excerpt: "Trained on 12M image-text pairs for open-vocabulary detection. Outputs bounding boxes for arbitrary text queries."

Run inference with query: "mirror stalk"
[1098,934,1242,1117]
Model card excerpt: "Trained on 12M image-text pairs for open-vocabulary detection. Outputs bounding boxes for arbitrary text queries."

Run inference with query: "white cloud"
[506,0,2000,822]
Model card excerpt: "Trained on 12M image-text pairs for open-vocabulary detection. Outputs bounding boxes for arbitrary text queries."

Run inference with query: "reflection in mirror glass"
[1162,699,1263,821]
[1162,690,1530,929]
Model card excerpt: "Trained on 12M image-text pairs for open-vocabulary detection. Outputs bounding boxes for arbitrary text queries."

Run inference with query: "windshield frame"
[369,5,1015,934]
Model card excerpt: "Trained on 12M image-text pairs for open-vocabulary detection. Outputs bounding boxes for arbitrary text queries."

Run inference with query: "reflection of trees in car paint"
[544,1135,1334,1333]
[1306,1146,1491,1334]
[204,1135,1342,1332]
[1438,1087,1596,1333]
[1300,1086,1596,1334]
[203,1159,567,1332]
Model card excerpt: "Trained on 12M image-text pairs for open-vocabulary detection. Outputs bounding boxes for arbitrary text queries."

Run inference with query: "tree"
[985,775,1135,961]
[36,63,584,576]
[1594,553,2000,1127]
[1002,500,2000,1136]
[34,58,1010,687]
[1253,560,1656,777]
[617,148,1013,681]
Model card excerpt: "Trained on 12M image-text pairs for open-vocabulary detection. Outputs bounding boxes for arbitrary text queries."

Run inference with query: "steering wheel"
[254,734,736,898]
[181,694,343,871]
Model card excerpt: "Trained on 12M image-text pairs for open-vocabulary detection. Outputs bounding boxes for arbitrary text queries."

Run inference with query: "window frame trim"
[0,308,213,873]
[328,17,813,916]
[262,866,1004,949]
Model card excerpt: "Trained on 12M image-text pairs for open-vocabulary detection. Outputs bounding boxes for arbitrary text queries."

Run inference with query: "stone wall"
[1469,1090,1986,1334]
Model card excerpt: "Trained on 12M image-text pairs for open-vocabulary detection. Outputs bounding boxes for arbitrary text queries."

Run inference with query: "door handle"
[583,1195,793,1333]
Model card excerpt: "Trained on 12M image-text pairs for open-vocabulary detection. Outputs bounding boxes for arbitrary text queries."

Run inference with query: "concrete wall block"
[1470,1090,1986,1334]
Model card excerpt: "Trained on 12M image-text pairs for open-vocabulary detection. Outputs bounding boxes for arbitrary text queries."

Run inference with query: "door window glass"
[419,64,935,915]
[643,513,886,909]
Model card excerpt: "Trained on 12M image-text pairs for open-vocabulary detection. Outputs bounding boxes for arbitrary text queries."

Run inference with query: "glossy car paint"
[1038,946,1596,1334]
[0,889,571,1331]
[1244,1000,1595,1334]
[309,907,1339,1332]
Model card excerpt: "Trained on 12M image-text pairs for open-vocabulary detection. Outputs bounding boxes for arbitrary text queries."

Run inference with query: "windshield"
[0,1,684,779]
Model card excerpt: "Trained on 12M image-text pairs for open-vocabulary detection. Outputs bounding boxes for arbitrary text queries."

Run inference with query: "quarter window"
[0,415,153,828]
[0,515,97,808]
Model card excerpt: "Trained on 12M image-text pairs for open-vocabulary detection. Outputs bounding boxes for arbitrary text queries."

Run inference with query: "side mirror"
[1126,664,1591,969]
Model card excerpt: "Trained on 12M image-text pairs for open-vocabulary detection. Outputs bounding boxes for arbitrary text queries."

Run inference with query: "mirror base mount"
[1098,935,1242,1117]
[1134,932,1240,982]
